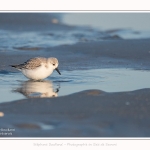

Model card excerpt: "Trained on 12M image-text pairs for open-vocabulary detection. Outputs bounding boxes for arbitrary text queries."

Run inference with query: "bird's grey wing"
[12,57,44,70]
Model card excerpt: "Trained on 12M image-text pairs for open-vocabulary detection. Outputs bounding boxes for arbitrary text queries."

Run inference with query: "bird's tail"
[10,65,17,68]
[10,65,22,70]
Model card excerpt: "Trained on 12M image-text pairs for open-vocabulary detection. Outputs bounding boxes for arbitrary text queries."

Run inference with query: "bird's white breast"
[22,64,53,80]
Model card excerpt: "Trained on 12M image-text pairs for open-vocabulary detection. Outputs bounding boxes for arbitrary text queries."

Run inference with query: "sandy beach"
[0,13,150,137]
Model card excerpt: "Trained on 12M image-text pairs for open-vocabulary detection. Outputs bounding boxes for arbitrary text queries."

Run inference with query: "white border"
[0,0,150,11]
[0,10,150,13]
[0,138,150,150]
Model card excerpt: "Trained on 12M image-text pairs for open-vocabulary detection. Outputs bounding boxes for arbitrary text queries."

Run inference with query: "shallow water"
[0,68,150,103]
[1,13,150,52]
[0,28,110,51]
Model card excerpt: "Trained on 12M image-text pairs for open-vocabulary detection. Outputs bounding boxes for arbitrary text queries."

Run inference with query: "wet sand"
[1,39,150,71]
[0,13,150,137]
[1,89,150,137]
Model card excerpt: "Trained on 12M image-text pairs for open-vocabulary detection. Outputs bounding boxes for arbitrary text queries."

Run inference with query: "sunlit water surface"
[0,68,150,103]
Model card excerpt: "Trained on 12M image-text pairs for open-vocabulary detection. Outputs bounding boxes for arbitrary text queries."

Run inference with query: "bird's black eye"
[53,64,55,66]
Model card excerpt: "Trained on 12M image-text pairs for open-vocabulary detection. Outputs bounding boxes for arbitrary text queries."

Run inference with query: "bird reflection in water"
[14,80,60,98]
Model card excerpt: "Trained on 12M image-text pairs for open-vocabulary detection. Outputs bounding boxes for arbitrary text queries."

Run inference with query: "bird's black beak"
[55,68,61,75]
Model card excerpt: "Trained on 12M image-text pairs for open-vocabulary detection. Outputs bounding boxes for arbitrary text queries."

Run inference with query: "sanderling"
[11,57,61,80]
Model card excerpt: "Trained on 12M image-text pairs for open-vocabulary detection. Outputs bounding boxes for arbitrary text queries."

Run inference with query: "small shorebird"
[11,57,61,80]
